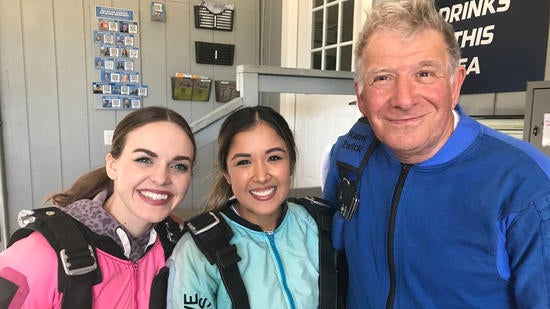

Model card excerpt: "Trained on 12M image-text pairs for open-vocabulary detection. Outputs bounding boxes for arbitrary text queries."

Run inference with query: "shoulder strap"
[186,211,250,309]
[334,119,379,220]
[148,215,187,309]
[155,214,185,259]
[8,207,101,309]
[289,196,345,309]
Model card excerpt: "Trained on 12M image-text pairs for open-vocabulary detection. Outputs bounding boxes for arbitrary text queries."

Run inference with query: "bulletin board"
[91,6,148,110]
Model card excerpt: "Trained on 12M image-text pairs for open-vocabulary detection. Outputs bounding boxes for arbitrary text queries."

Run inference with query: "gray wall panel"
[140,0,167,109]
[0,0,263,243]
[165,0,191,113]
[22,0,63,207]
[54,0,92,189]
[0,0,33,240]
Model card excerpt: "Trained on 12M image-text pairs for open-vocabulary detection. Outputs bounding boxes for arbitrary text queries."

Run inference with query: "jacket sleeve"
[166,233,220,309]
[0,232,60,308]
[506,193,550,307]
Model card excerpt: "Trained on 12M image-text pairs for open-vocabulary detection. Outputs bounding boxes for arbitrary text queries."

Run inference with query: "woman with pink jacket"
[0,106,195,308]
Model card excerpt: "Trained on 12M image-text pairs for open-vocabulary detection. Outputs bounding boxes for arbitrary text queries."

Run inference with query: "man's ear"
[105,153,117,180]
[354,81,368,117]
[451,66,466,109]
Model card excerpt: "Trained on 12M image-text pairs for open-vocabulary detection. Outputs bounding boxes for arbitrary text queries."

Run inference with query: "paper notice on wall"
[543,113,550,147]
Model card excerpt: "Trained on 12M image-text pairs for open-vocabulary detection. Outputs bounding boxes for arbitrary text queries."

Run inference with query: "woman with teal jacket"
[167,106,319,309]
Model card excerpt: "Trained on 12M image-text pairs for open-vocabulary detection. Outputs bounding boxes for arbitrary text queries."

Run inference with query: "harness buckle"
[59,245,98,276]
[17,209,36,227]
[186,212,220,235]
[337,177,359,220]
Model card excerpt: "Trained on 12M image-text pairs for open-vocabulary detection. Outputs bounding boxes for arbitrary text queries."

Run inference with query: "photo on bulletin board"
[130,73,140,84]
[138,86,148,97]
[102,96,113,108]
[98,19,109,31]
[93,31,103,43]
[99,46,110,56]
[119,21,129,33]
[92,82,103,94]
[128,22,139,34]
[123,97,132,108]
[111,97,122,108]
[94,57,104,69]
[131,98,141,109]
[112,85,121,95]
[103,84,112,94]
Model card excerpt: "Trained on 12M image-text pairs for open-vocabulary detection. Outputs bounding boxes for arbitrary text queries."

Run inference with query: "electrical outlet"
[104,130,114,145]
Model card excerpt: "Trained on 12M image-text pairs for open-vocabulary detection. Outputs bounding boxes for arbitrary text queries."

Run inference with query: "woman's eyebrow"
[230,153,251,161]
[133,148,157,157]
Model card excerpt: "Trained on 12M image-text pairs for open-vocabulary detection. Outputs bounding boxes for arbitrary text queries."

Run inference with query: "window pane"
[340,45,352,71]
[314,0,324,7]
[326,5,338,46]
[325,48,336,70]
[312,10,323,49]
[341,0,354,42]
[312,51,322,69]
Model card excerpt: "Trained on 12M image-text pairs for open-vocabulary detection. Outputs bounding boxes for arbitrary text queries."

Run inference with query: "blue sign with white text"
[96,6,134,21]
[436,0,548,94]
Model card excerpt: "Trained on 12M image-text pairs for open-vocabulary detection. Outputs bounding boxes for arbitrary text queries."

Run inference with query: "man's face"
[355,28,465,164]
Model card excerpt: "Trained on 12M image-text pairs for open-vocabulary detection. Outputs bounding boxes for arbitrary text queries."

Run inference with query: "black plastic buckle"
[59,245,98,276]
[186,212,220,235]
[337,177,359,220]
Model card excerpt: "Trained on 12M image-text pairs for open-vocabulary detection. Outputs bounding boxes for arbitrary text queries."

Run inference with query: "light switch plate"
[104,130,114,145]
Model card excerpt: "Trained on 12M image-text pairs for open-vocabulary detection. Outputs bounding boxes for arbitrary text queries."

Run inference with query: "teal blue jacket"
[167,200,319,309]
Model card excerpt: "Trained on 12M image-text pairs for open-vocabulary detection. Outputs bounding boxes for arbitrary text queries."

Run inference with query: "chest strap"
[289,196,345,309]
[336,137,379,220]
[186,211,250,309]
[8,207,102,309]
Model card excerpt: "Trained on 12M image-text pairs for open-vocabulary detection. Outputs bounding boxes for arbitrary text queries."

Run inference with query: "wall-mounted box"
[195,41,234,66]
[215,80,239,103]
[194,5,234,31]
[171,74,212,101]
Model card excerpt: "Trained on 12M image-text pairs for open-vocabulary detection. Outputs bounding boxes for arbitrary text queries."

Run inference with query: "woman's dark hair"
[205,106,296,210]
[45,106,196,206]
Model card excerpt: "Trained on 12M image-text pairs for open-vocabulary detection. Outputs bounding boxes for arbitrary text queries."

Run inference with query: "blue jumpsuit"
[324,106,550,308]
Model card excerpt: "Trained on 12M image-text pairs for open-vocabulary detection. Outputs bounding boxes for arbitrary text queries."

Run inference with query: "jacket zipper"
[386,164,412,309]
[267,232,296,309]
[133,261,139,307]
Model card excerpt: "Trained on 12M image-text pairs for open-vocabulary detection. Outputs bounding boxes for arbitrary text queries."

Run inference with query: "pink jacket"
[0,231,166,308]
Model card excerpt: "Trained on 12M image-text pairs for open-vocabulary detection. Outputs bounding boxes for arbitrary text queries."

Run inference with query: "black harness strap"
[336,138,380,220]
[155,215,185,259]
[8,207,101,309]
[149,215,186,309]
[290,196,342,309]
[186,211,250,309]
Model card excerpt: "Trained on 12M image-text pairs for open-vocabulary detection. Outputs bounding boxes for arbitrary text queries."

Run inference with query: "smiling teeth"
[251,187,275,197]
[141,191,168,200]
